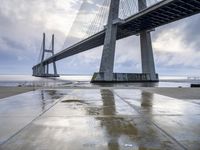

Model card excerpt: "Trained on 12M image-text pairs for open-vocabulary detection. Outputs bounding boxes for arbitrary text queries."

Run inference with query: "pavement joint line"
[113,90,142,113]
[113,90,187,150]
[0,94,66,146]
[151,122,188,150]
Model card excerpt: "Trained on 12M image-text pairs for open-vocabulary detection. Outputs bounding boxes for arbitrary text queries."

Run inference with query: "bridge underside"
[32,0,200,81]
[33,0,200,67]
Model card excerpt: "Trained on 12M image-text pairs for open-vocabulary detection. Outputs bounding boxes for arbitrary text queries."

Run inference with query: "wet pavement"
[0,89,200,150]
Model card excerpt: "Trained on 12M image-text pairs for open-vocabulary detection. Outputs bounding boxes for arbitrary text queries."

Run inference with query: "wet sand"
[140,87,200,99]
[0,87,36,100]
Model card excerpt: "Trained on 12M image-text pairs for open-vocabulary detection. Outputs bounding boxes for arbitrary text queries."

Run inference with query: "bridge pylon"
[92,0,120,82]
[91,0,158,82]
[138,0,158,82]
[32,33,59,77]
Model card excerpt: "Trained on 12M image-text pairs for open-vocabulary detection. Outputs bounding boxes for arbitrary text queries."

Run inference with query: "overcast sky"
[0,0,200,76]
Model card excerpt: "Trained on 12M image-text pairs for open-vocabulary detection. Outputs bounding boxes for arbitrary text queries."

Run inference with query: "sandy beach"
[0,86,36,100]
[140,87,200,99]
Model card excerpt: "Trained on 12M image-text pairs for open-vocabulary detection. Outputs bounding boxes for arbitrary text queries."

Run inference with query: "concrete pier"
[33,33,59,78]
[91,73,158,82]
[92,0,158,82]
[98,0,120,81]
[138,0,158,81]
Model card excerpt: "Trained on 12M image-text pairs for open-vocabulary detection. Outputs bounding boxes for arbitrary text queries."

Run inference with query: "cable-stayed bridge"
[32,0,200,82]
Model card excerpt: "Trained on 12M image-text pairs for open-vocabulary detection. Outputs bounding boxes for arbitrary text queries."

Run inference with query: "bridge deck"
[33,0,200,69]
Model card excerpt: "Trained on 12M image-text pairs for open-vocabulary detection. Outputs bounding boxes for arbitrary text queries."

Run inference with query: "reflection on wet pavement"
[0,89,200,150]
[0,90,67,145]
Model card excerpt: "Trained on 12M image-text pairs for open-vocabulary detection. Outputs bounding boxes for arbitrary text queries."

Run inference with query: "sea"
[0,75,199,88]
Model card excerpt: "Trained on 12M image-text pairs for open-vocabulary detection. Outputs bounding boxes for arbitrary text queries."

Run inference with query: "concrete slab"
[190,100,200,105]
[0,90,66,145]
[141,87,200,99]
[0,116,183,150]
[0,89,200,149]
[43,89,138,117]
[153,115,200,150]
[114,89,200,115]
[0,87,35,100]
[0,90,64,116]
[0,116,35,144]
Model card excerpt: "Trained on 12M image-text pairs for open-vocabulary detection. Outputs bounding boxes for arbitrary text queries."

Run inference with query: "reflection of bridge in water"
[93,89,178,149]
[39,90,65,111]
[32,0,200,82]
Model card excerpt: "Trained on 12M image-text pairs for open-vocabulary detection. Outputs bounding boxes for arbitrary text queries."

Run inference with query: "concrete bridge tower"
[32,33,59,77]
[138,0,158,81]
[92,0,158,82]
[92,0,120,82]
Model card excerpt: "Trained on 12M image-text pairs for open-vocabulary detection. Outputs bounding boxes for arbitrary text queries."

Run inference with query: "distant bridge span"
[33,0,200,82]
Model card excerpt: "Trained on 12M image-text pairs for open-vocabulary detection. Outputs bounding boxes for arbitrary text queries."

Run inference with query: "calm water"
[0,75,91,87]
[0,75,199,87]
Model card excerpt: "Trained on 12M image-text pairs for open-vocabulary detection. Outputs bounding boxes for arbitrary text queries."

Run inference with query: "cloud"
[0,0,80,73]
[152,14,200,70]
[0,0,200,76]
[153,28,186,53]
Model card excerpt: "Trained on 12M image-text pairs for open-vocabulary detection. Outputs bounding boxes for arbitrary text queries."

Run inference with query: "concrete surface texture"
[141,87,200,100]
[0,89,200,150]
[0,87,35,100]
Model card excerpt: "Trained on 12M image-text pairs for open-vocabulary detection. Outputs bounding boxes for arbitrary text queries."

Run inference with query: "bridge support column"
[92,0,120,82]
[138,0,158,81]
[52,34,58,76]
[46,64,49,74]
[92,0,158,83]
[32,33,59,77]
[140,31,158,81]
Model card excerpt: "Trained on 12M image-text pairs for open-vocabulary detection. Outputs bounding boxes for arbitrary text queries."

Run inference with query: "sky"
[0,0,200,76]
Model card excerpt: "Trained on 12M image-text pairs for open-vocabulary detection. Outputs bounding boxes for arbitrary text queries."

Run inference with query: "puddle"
[61,100,87,104]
